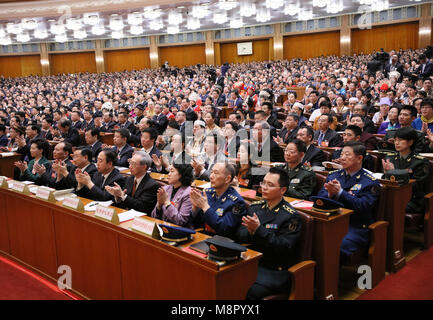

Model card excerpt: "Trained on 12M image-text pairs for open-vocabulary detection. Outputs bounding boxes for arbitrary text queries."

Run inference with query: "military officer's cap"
[310,196,344,214]
[383,169,409,185]
[159,224,196,242]
[378,140,395,152]
[205,238,246,261]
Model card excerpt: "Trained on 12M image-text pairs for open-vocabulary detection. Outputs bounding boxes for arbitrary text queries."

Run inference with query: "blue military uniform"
[317,168,380,255]
[236,198,302,300]
[192,186,247,239]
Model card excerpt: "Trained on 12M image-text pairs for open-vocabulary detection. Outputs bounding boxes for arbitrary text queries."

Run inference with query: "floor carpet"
[357,247,433,300]
[0,256,78,300]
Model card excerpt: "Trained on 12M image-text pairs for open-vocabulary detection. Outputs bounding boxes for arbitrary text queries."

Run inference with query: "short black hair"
[168,120,180,130]
[142,127,158,141]
[262,101,273,111]
[59,119,71,128]
[345,125,362,137]
[400,105,418,118]
[289,138,307,153]
[223,163,236,182]
[268,166,290,188]
[225,121,239,132]
[76,146,93,162]
[421,98,433,109]
[0,124,5,133]
[101,148,117,166]
[172,163,194,187]
[60,142,73,156]
[115,128,130,140]
[394,127,418,151]
[86,127,100,138]
[343,141,366,159]
[27,124,41,133]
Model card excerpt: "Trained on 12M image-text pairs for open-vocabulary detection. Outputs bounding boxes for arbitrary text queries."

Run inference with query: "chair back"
[424,160,433,194]
[313,173,327,196]
[295,211,314,261]
[375,183,387,221]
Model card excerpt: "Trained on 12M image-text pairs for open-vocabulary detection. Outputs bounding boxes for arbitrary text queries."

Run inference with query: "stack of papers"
[84,200,113,211]
[0,152,15,157]
[290,200,314,210]
[118,209,146,223]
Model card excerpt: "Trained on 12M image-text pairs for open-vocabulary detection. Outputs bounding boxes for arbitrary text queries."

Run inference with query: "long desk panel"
[0,187,261,300]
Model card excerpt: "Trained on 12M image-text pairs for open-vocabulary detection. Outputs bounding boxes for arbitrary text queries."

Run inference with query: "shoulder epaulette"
[228,194,238,201]
[302,165,313,171]
[204,188,214,193]
[251,200,265,206]
[363,172,377,181]
[282,204,296,214]
[414,154,426,160]
[328,169,341,175]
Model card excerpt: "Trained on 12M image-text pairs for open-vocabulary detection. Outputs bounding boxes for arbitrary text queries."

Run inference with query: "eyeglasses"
[260,182,280,189]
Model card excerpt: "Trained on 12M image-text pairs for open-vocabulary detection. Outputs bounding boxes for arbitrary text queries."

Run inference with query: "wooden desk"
[0,186,261,299]
[100,132,114,146]
[285,197,352,300]
[379,179,415,273]
[0,152,21,178]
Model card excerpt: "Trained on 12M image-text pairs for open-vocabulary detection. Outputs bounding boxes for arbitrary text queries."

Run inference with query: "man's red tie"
[131,179,137,197]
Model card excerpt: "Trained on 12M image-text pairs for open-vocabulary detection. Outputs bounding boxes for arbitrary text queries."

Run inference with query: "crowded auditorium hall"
[0,0,433,303]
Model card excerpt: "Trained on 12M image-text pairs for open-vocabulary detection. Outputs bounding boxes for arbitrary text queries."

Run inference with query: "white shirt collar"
[134,173,146,188]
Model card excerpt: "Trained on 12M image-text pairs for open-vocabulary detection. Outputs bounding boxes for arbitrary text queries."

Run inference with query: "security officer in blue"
[236,167,302,300]
[190,162,247,240]
[317,141,380,258]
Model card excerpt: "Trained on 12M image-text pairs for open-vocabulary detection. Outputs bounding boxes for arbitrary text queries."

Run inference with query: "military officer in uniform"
[382,127,430,214]
[190,162,247,239]
[236,167,302,300]
[317,141,380,257]
[280,139,316,200]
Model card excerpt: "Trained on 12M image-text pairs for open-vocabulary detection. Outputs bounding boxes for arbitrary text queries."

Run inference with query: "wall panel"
[283,31,340,60]
[351,22,419,54]
[220,39,270,64]
[50,52,96,74]
[105,48,150,72]
[0,55,41,77]
[159,44,205,68]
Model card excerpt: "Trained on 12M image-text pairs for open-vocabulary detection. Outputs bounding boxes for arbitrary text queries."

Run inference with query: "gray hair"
[134,151,152,168]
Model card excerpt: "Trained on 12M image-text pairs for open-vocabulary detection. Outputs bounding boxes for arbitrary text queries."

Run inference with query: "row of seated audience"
[1,47,433,299]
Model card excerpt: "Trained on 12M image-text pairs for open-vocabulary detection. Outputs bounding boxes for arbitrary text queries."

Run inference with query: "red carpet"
[357,247,433,300]
[0,256,79,300]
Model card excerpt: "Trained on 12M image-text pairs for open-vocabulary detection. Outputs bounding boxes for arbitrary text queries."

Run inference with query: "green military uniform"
[236,198,302,300]
[384,128,427,153]
[385,151,430,213]
[280,163,316,200]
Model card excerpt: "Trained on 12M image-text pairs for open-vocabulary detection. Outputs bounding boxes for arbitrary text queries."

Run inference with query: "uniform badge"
[232,204,242,216]
[265,224,278,229]
[291,178,300,184]
[216,208,224,216]
[350,184,362,191]
[288,220,298,232]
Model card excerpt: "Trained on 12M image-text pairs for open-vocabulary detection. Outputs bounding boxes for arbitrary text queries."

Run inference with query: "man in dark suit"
[313,114,342,148]
[0,125,7,147]
[112,128,134,168]
[106,151,159,213]
[276,113,300,144]
[54,147,97,190]
[34,142,74,188]
[416,54,433,78]
[251,121,284,163]
[85,127,102,162]
[40,118,54,140]
[385,54,404,81]
[82,109,95,130]
[117,112,136,135]
[70,111,83,130]
[152,104,168,135]
[76,148,125,201]
[215,68,224,88]
[140,128,162,172]
[221,121,240,158]
[262,102,282,129]
[152,134,191,174]
[296,126,326,167]
[100,111,116,133]
[58,119,81,147]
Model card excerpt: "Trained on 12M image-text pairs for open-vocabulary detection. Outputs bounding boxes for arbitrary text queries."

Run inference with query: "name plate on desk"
[94,205,119,225]
[130,217,160,239]
[10,181,30,194]
[35,187,56,202]
[0,176,8,188]
[62,196,84,212]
